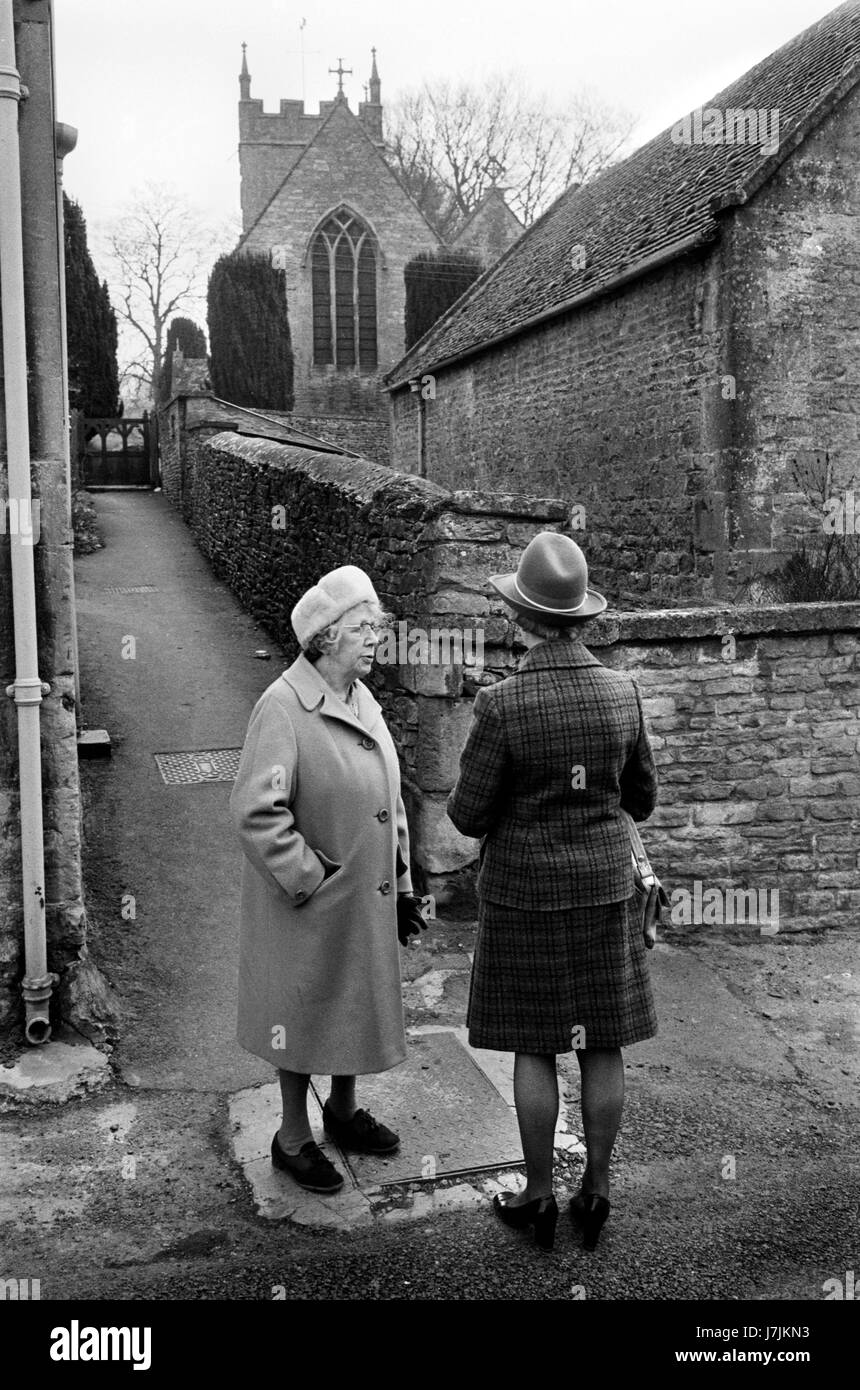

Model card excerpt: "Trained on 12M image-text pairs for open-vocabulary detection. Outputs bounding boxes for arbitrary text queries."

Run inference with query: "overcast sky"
[54,0,840,234]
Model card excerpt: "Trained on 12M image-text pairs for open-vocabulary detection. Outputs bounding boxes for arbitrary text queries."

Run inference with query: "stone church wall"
[286,413,391,464]
[239,102,440,420]
[163,424,860,932]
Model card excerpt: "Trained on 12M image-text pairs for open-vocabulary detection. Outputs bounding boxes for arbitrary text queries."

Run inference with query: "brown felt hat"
[489,531,607,622]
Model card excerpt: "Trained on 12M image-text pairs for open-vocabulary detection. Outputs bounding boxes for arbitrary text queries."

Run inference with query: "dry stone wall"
[165,426,860,932]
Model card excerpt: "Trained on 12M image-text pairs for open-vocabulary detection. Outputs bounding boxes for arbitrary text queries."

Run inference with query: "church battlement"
[238,97,343,140]
[238,45,384,231]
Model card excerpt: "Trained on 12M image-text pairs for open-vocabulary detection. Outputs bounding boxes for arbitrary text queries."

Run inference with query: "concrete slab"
[228,1079,374,1227]
[229,1028,588,1229]
[319,1030,524,1188]
[0,1032,111,1109]
[409,1025,586,1158]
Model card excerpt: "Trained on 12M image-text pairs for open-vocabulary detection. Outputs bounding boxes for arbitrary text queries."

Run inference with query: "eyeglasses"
[342,621,383,635]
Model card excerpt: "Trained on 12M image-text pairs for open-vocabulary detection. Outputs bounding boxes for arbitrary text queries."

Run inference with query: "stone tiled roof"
[386,0,860,389]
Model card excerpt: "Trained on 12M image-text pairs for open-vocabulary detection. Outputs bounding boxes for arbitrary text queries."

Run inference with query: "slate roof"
[386,0,860,389]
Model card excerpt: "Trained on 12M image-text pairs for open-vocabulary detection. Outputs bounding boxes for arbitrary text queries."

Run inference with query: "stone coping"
[201,431,571,520]
[580,602,860,645]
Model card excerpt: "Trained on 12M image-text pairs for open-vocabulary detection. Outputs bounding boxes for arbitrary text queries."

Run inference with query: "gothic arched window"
[312,209,377,369]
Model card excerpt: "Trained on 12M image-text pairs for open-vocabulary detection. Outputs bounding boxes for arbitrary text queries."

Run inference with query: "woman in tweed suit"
[448,532,658,1252]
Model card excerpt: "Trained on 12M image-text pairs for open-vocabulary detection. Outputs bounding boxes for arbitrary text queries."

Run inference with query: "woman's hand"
[396,892,429,946]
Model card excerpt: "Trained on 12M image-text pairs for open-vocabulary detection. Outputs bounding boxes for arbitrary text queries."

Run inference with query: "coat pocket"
[305,850,344,900]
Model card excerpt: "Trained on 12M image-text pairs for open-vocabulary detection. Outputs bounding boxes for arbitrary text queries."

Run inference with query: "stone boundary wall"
[286,414,391,465]
[169,427,860,934]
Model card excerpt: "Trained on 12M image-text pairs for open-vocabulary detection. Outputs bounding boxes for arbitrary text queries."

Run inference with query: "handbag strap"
[620,808,656,884]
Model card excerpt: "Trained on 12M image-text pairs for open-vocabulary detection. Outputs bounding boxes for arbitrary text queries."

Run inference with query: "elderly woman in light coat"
[230,565,426,1194]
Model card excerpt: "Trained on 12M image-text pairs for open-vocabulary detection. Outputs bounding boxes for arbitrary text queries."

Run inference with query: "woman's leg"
[576,1047,624,1198]
[276,1068,314,1155]
[326,1074,357,1122]
[510,1052,558,1204]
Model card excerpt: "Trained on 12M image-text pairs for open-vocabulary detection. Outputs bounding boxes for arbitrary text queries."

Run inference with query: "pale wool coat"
[230,655,412,1075]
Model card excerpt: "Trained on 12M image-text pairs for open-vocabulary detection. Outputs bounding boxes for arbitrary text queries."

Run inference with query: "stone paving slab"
[319,1029,523,1187]
[229,1025,585,1229]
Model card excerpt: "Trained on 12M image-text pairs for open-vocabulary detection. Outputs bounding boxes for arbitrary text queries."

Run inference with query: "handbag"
[620,810,669,949]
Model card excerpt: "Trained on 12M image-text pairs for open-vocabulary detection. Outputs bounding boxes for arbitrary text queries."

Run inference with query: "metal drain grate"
[104,585,159,594]
[154,749,242,785]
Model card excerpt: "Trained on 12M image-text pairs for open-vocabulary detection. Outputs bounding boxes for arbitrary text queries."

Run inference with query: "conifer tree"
[160,316,208,401]
[207,253,293,409]
[63,194,120,417]
[404,250,484,351]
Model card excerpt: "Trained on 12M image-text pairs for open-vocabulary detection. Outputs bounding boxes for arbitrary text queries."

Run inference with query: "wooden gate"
[78,414,157,488]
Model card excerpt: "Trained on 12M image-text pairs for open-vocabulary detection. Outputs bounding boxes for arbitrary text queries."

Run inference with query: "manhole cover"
[104,585,159,594]
[154,749,242,785]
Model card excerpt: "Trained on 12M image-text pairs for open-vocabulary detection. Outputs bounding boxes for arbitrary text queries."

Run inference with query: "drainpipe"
[55,119,79,722]
[0,0,55,1044]
[408,378,426,478]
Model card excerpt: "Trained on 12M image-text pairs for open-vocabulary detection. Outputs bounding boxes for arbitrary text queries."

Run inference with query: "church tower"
[235,46,442,456]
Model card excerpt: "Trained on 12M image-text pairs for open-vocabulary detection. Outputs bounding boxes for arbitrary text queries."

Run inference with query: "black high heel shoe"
[492,1191,558,1251]
[569,1191,610,1250]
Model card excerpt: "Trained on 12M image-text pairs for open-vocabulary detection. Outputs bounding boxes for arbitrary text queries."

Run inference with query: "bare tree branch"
[385,73,636,239]
[97,183,233,405]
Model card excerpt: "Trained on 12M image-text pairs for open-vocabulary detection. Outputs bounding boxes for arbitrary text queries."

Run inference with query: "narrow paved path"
[74,490,275,1091]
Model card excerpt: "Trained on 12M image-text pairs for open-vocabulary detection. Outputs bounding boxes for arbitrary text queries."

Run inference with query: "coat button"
[295,889,307,902]
[360,737,376,750]
[376,808,390,822]
[379,880,392,894]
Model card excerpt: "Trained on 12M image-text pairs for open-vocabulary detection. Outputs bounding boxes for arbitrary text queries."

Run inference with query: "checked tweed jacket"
[447,640,658,910]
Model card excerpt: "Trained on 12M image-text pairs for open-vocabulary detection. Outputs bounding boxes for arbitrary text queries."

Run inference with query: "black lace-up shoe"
[322,1102,399,1154]
[270,1134,344,1192]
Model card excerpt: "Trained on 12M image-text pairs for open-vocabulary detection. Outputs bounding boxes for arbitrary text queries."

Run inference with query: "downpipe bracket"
[6,678,50,704]
[0,62,21,102]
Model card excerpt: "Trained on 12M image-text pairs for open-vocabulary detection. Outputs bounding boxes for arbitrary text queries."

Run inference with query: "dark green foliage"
[63,194,120,417]
[404,250,484,351]
[207,253,293,409]
[774,536,860,602]
[160,316,208,401]
[776,452,860,601]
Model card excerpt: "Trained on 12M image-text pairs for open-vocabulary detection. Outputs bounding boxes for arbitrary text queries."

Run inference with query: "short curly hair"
[302,601,392,663]
[303,624,340,663]
[515,611,581,641]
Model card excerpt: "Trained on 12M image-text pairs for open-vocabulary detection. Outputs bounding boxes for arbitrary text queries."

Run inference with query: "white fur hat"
[291,564,379,648]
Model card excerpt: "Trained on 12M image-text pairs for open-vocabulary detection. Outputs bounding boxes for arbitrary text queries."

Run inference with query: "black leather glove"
[397,892,428,946]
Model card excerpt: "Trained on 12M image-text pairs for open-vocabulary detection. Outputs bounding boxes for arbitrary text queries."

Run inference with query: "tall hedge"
[207,252,293,409]
[160,316,208,401]
[404,250,484,352]
[63,194,120,417]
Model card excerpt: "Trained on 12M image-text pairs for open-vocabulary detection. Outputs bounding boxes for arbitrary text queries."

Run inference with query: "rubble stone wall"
[166,426,860,932]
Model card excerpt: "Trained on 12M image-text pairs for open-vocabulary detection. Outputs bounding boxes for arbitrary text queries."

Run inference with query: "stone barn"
[386,0,860,608]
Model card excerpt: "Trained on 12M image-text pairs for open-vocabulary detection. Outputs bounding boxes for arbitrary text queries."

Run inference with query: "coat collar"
[517,638,603,674]
[281,654,382,733]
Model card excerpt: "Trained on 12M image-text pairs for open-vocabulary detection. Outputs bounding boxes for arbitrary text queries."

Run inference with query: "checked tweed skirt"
[467,894,657,1053]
